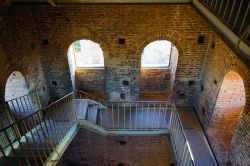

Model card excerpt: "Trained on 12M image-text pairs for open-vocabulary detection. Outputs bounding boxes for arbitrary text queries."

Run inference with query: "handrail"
[43,92,74,110]
[4,91,41,124]
[105,101,170,103]
[169,103,195,166]
[76,99,169,131]
[1,92,74,133]
[197,0,250,46]
[0,92,77,165]
[0,90,220,165]
[193,108,220,165]
[73,90,105,103]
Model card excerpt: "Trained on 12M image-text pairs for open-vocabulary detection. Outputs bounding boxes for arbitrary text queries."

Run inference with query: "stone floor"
[56,128,176,166]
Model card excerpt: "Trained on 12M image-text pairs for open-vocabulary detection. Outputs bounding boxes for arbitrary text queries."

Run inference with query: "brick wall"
[194,32,250,165]
[28,4,210,102]
[140,69,170,94]
[0,5,50,148]
[75,69,105,92]
[0,6,50,106]
[207,71,245,163]
[57,128,175,166]
[0,3,249,164]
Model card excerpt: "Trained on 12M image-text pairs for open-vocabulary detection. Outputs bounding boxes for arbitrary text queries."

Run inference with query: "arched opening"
[140,40,179,101]
[5,71,29,101]
[4,71,38,119]
[207,71,245,162]
[67,39,105,99]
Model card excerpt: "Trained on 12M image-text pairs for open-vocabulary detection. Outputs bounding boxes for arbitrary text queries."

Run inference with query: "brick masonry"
[194,32,250,165]
[28,4,211,102]
[57,128,175,166]
[0,3,249,165]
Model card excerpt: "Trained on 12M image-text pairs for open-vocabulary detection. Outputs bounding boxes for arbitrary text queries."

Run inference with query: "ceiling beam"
[12,0,192,4]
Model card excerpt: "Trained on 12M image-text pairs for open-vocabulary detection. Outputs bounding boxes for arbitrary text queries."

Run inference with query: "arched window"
[68,39,104,68]
[5,71,29,101]
[141,40,171,68]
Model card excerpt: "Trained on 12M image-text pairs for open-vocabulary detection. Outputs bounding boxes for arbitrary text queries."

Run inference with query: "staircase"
[0,91,218,166]
[0,93,77,166]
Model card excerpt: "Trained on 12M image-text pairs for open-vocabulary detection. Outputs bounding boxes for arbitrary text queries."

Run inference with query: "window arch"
[207,71,245,162]
[68,39,104,68]
[5,71,29,101]
[141,40,172,68]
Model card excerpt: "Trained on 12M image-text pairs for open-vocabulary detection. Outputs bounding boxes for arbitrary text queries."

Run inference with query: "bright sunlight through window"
[68,40,104,68]
[141,40,171,68]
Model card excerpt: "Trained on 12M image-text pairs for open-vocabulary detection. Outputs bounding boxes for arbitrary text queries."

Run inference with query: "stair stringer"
[44,123,78,166]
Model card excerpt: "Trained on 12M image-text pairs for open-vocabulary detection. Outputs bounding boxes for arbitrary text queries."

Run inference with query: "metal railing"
[0,93,77,165]
[102,101,169,130]
[199,0,250,45]
[0,90,217,165]
[5,92,41,123]
[73,90,105,104]
[75,90,170,131]
[169,103,194,166]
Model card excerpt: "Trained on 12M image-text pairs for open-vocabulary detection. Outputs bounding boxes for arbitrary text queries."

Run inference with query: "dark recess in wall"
[119,38,125,45]
[198,35,205,44]
[120,93,125,99]
[52,81,57,85]
[123,80,129,86]
[42,39,49,45]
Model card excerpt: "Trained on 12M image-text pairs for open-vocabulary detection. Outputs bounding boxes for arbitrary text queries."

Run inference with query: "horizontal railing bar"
[43,92,74,110]
[73,90,105,102]
[5,93,33,103]
[0,93,74,133]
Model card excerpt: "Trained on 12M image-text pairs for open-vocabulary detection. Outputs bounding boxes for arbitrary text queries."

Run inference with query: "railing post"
[130,103,132,129]
[118,103,119,130]
[124,103,126,129]
[141,103,143,130]
[112,103,114,130]
[152,103,155,129]
[106,106,108,128]
[35,92,42,110]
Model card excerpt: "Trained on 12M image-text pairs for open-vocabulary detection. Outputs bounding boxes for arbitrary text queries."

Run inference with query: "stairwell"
[0,91,218,166]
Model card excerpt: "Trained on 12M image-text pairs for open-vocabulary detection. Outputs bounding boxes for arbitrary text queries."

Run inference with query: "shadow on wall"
[207,71,245,164]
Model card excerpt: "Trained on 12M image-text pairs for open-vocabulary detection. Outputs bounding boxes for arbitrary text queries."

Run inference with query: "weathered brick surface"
[0,3,249,165]
[57,128,175,166]
[0,6,50,131]
[75,69,105,92]
[140,69,170,94]
[28,4,211,102]
[194,32,250,165]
